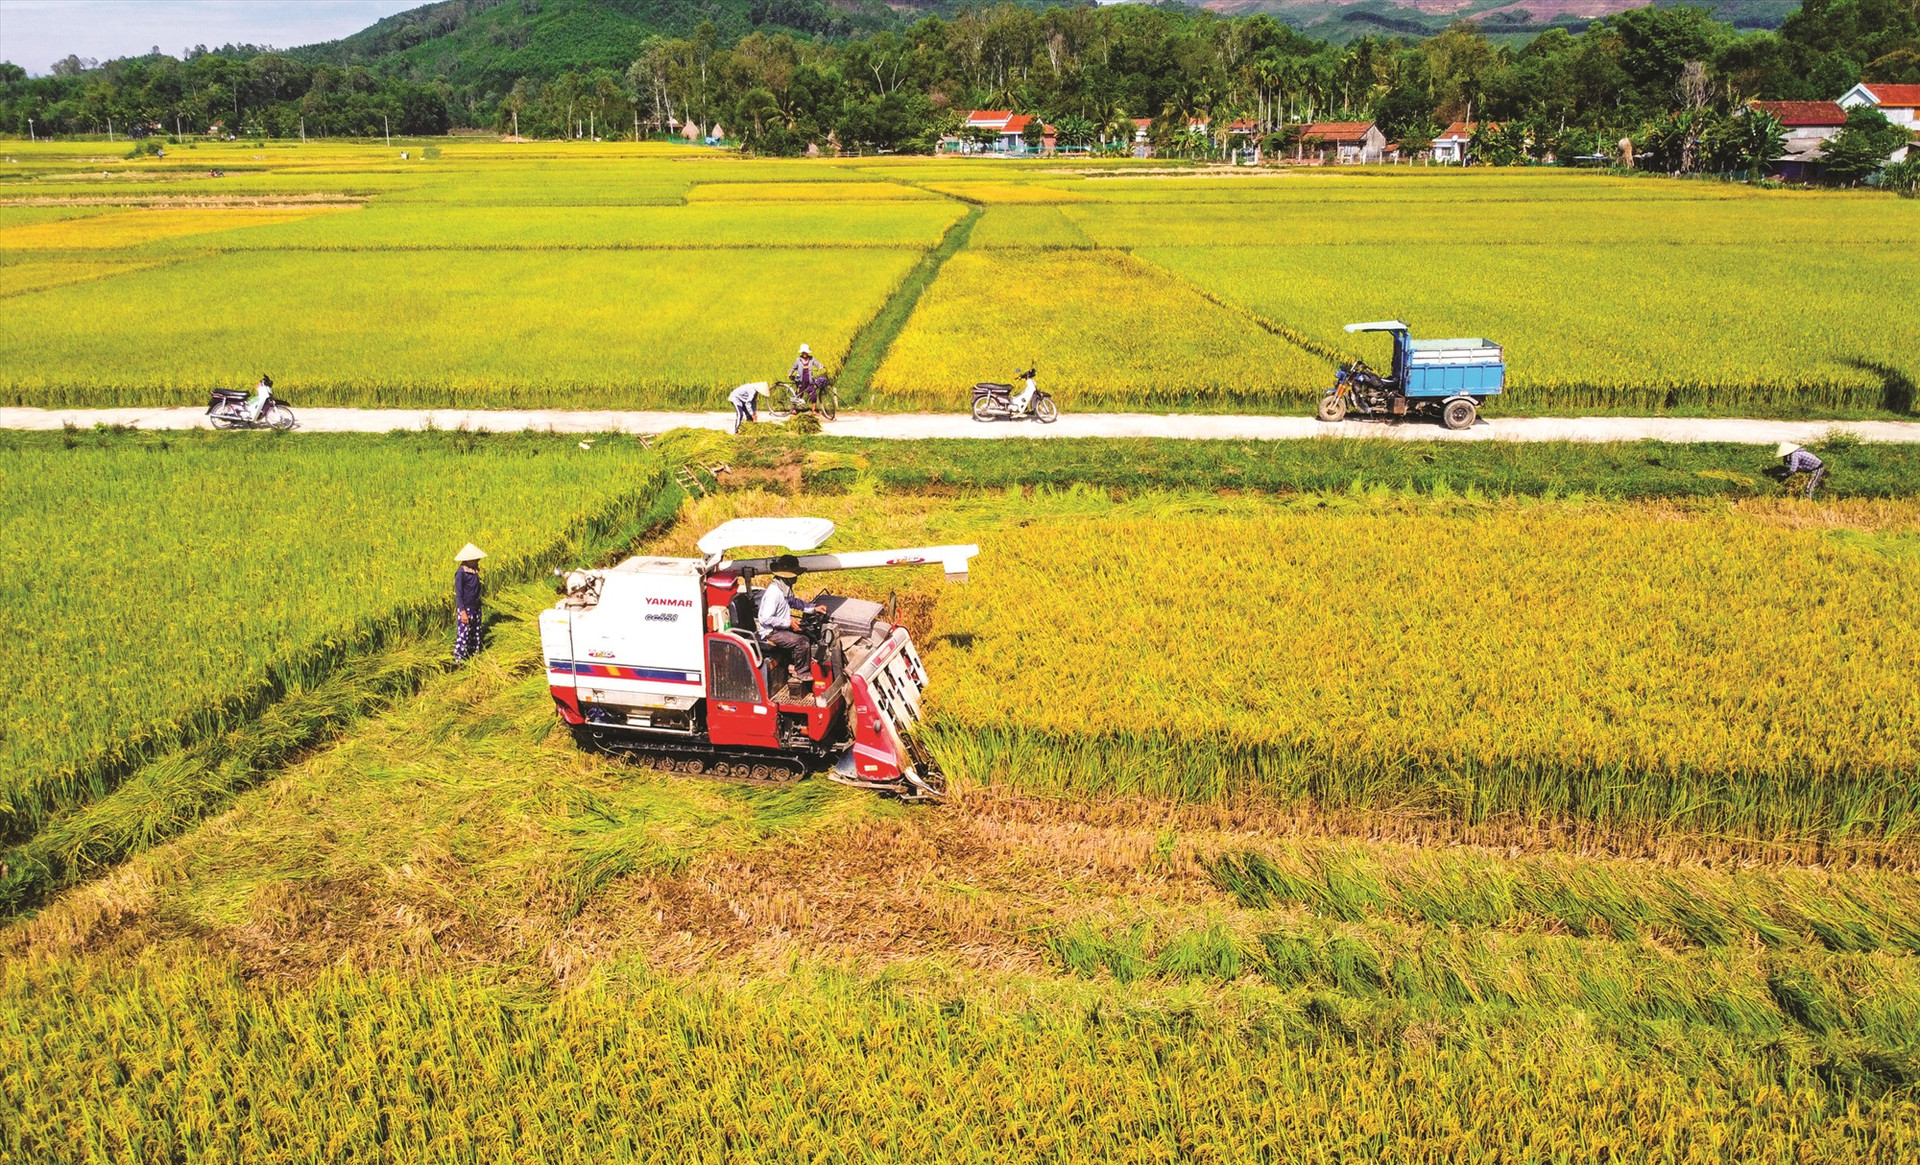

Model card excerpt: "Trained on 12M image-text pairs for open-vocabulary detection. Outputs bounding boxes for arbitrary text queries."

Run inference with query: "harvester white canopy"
[697,517,837,557]
[1344,320,1410,334]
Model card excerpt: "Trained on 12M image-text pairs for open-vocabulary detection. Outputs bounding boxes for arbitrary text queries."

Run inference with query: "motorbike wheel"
[209,414,238,430]
[971,396,998,423]
[1033,397,1059,424]
[1317,395,1347,423]
[819,389,837,421]
[268,403,297,431]
[1441,398,1477,431]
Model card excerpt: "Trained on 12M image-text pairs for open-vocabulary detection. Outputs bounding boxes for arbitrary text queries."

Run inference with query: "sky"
[0,0,421,75]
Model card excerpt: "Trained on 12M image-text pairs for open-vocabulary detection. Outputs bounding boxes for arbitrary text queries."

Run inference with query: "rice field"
[1140,242,1913,414]
[662,482,1920,841]
[5,134,1920,1154]
[868,248,1333,410]
[5,445,1920,1159]
[0,429,669,842]
[0,247,920,407]
[1,142,1915,414]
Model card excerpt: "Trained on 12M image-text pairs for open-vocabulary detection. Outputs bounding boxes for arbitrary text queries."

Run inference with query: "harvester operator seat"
[734,585,781,696]
[729,589,758,644]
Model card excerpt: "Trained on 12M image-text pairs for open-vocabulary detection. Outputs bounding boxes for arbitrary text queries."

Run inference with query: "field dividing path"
[6,407,1920,444]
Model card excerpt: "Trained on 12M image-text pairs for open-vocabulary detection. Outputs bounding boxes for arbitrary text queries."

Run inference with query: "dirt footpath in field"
[5,405,1920,444]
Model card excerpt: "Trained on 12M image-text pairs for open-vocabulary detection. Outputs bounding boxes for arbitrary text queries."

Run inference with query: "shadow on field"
[1847,358,1916,415]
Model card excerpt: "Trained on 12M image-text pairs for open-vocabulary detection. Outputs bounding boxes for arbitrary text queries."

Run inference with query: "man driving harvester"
[757,554,827,696]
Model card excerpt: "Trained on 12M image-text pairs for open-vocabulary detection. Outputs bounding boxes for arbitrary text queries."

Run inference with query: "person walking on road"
[729,381,768,433]
[1776,443,1826,499]
[454,543,486,662]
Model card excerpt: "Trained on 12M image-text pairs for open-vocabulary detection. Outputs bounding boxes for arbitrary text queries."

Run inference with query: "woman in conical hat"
[1775,443,1826,500]
[454,543,487,662]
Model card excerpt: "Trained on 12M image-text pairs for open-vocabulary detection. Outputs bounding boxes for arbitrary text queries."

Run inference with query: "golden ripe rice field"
[0,143,1915,415]
[6,439,1920,1162]
[662,484,1920,840]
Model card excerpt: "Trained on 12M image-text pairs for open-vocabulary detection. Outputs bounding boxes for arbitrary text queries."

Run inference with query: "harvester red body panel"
[539,519,974,799]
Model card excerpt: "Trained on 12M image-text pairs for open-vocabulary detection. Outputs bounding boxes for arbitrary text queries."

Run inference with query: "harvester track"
[577,729,810,787]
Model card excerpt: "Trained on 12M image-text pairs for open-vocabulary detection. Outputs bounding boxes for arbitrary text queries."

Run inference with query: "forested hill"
[2,0,1914,151]
[1208,2,1799,43]
[290,0,913,89]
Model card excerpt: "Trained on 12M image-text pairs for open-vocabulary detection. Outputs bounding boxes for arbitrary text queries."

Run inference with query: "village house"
[1431,121,1475,164]
[1299,121,1387,164]
[942,111,1049,155]
[1749,100,1850,176]
[1837,83,1919,161]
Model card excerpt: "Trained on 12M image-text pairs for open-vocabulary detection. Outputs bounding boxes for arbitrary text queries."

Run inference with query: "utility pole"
[27,119,34,142]
[300,117,306,144]
[384,115,391,147]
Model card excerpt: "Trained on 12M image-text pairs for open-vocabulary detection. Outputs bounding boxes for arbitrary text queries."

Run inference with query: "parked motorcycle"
[769,375,838,421]
[207,388,296,431]
[971,369,1057,423]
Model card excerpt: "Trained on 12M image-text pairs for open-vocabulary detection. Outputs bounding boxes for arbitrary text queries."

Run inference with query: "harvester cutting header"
[540,518,977,801]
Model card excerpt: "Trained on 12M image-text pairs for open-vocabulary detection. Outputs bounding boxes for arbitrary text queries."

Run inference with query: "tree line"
[2,0,1914,168]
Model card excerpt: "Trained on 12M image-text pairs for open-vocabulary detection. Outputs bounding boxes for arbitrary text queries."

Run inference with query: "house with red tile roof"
[942,111,1050,155]
[1749,101,1849,174]
[1298,121,1387,164]
[1432,121,1476,164]
[1837,83,1918,161]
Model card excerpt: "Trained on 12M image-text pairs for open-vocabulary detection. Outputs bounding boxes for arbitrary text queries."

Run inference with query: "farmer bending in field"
[1776,442,1826,499]
[454,543,486,662]
[729,381,768,433]
[789,343,825,405]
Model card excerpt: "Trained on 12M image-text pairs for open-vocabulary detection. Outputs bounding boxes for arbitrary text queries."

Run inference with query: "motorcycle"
[769,375,838,421]
[1320,358,1478,430]
[971,369,1058,423]
[207,388,297,431]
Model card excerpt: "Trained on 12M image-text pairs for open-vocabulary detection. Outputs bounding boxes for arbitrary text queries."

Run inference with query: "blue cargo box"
[1399,336,1504,398]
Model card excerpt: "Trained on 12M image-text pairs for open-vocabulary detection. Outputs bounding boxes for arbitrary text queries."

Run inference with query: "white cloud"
[0,0,422,75]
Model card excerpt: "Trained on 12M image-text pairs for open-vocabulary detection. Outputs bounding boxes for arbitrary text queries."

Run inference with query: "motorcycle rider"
[757,554,827,694]
[247,374,274,422]
[789,344,825,406]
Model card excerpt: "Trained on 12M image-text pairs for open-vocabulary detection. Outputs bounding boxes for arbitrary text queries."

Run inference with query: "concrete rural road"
[6,406,1920,444]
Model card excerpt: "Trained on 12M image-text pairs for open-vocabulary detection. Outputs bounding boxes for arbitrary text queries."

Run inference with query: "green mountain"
[291,0,911,90]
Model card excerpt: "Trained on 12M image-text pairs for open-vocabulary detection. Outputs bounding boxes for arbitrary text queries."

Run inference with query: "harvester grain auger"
[539,518,977,802]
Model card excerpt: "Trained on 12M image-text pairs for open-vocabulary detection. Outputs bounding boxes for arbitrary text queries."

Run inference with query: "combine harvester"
[540,518,977,802]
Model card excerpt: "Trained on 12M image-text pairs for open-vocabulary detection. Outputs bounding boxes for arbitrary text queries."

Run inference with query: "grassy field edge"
[796,432,1920,498]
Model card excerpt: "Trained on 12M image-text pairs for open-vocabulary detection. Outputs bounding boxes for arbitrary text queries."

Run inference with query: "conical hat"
[1776,442,1800,458]
[454,542,488,562]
